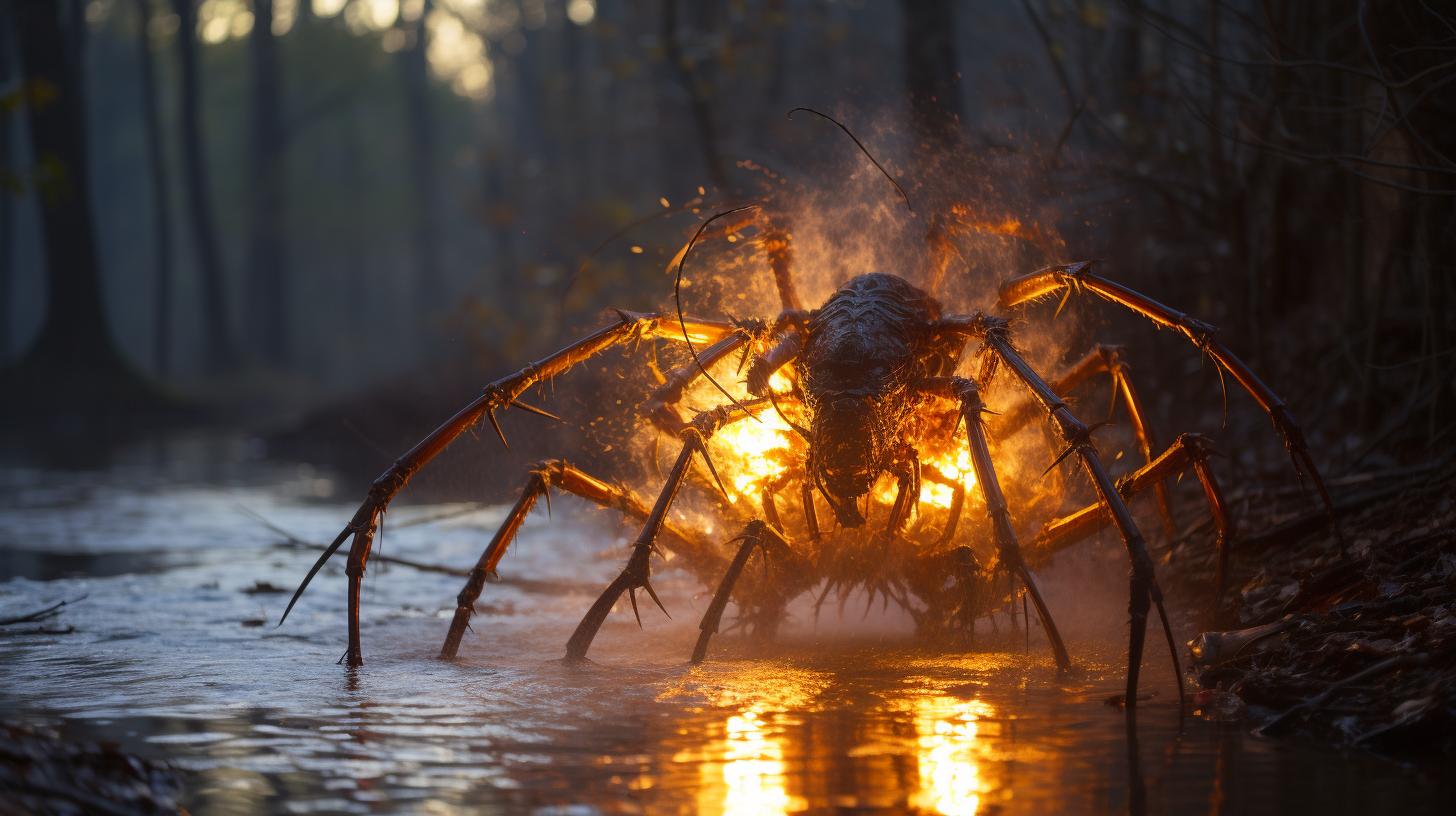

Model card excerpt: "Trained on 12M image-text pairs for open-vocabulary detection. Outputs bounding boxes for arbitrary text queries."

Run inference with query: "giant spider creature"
[280,114,1334,712]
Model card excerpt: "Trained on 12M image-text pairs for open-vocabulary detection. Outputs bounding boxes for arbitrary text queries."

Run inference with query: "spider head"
[810,395,887,527]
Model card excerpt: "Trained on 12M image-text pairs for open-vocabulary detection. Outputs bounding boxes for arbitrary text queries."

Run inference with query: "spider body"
[795,272,957,527]
[280,127,1336,717]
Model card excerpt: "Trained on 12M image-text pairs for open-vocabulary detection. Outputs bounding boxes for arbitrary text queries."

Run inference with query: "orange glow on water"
[910,696,996,816]
[720,707,794,816]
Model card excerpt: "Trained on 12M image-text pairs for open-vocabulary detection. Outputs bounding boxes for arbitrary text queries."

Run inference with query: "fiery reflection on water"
[676,659,1009,816]
[720,706,795,816]
[909,696,995,816]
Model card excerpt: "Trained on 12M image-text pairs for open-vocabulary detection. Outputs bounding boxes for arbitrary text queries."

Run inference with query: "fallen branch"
[0,626,74,636]
[242,505,652,596]
[0,595,87,626]
[1256,652,1431,736]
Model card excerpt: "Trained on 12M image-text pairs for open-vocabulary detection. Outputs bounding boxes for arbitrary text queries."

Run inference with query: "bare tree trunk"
[170,0,235,371]
[398,0,440,332]
[900,0,962,150]
[0,3,14,360]
[133,0,174,375]
[661,0,726,188]
[9,0,124,374]
[247,0,288,366]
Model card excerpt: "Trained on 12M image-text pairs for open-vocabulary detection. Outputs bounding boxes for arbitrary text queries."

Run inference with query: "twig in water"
[0,595,87,626]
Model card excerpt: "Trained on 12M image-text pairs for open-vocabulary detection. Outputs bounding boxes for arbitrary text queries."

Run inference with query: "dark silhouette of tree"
[169,0,235,371]
[248,0,288,366]
[0,3,14,361]
[661,0,727,188]
[900,0,962,150]
[9,0,125,377]
[398,1,440,331]
[133,0,174,375]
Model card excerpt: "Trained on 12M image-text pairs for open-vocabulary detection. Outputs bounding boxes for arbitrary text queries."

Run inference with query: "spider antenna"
[787,107,913,213]
[675,205,762,420]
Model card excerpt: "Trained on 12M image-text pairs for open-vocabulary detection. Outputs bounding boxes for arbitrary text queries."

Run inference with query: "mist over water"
[1,450,1448,815]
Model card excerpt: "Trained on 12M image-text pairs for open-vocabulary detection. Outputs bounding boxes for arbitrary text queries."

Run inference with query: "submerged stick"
[0,595,87,626]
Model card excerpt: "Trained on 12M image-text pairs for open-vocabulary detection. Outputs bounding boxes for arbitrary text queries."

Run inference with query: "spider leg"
[1000,262,1335,526]
[800,479,822,542]
[759,217,804,312]
[759,471,795,538]
[983,328,1184,711]
[565,401,768,661]
[1035,433,1236,599]
[878,453,920,543]
[278,310,739,667]
[922,376,1073,672]
[440,459,711,660]
[646,309,807,432]
[998,344,1176,538]
[665,208,806,312]
[691,520,793,663]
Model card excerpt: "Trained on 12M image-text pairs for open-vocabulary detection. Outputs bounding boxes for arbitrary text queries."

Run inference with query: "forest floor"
[1164,454,1456,751]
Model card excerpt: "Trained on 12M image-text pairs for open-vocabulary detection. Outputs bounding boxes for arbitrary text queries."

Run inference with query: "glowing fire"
[921,444,979,508]
[873,438,979,510]
[711,372,798,504]
[709,369,980,514]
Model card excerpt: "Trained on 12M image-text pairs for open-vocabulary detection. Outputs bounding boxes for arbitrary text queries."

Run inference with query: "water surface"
[0,456,1448,814]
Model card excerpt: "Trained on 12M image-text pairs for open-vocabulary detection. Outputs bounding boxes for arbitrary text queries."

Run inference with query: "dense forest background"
[1,0,1452,489]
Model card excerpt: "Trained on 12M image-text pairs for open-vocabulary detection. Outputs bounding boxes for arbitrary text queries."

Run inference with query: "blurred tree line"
[0,0,1451,468]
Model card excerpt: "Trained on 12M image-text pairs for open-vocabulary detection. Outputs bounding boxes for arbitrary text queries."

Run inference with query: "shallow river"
[0,448,1449,814]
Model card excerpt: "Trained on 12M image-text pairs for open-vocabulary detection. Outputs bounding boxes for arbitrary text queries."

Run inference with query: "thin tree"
[900,0,963,151]
[170,0,235,371]
[0,2,14,361]
[248,0,288,366]
[133,0,174,374]
[8,0,126,378]
[398,0,440,329]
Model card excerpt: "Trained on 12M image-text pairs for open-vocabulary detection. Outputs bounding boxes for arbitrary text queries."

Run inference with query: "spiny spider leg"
[664,208,805,312]
[760,472,793,538]
[691,520,793,663]
[878,453,920,543]
[648,309,808,433]
[1000,262,1336,525]
[646,331,754,433]
[922,376,1073,672]
[982,328,1185,710]
[1035,433,1236,598]
[277,310,740,667]
[439,460,711,660]
[998,344,1176,538]
[565,401,769,661]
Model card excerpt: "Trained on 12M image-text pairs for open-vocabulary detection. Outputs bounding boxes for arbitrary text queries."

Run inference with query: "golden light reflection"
[720,707,792,816]
[910,696,995,816]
